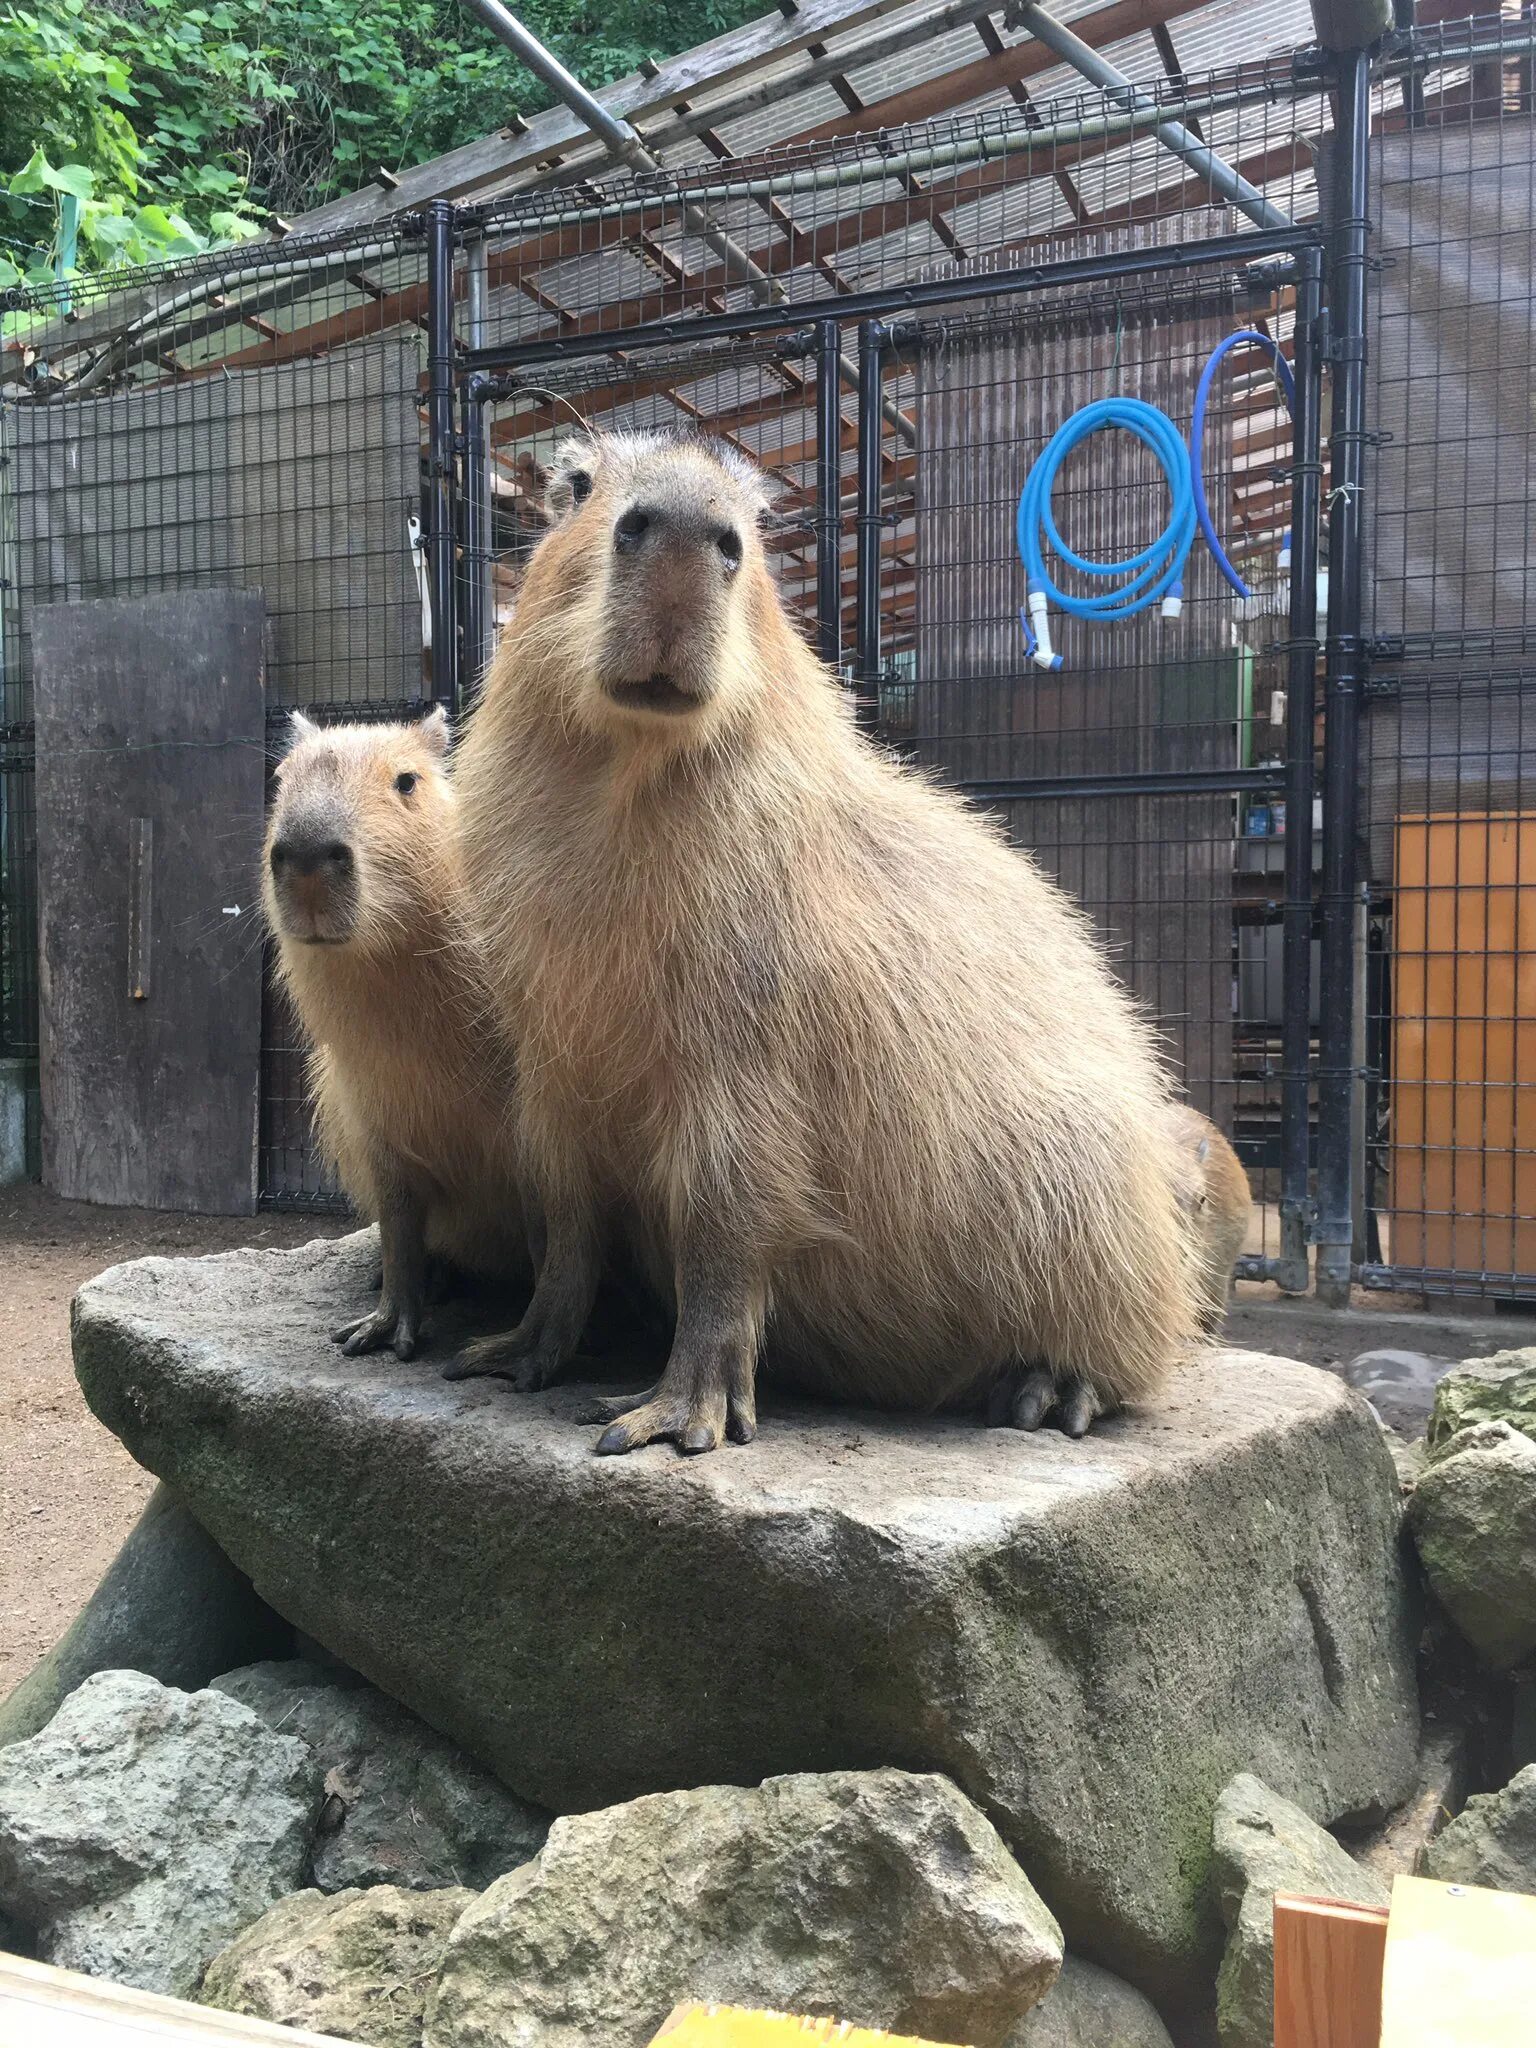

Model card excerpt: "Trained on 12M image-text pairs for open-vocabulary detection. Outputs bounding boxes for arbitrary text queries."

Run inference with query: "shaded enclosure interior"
[1,8,1534,1299]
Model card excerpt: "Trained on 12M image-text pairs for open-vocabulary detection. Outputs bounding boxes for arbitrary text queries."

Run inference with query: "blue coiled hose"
[1190,329,1296,599]
[1017,330,1295,669]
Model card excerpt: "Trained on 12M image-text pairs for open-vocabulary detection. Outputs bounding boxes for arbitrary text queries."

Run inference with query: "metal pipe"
[464,224,1312,372]
[962,766,1286,802]
[459,0,780,306]
[456,0,916,444]
[1006,3,1294,232]
[815,318,844,670]
[1314,47,1373,1306]
[854,320,886,729]
[1277,241,1326,1295]
[425,198,458,709]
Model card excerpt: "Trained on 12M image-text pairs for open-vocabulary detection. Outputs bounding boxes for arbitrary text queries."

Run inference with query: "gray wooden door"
[32,590,266,1213]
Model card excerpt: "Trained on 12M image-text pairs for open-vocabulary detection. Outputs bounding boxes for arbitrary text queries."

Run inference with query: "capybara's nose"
[271,837,353,879]
[614,502,742,572]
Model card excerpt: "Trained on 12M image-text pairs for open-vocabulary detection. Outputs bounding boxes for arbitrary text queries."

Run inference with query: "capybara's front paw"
[988,1364,1104,1438]
[583,1378,755,1456]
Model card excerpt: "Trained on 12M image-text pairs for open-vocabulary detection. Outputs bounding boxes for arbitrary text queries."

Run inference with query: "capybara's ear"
[286,709,319,751]
[419,705,451,758]
[545,434,600,522]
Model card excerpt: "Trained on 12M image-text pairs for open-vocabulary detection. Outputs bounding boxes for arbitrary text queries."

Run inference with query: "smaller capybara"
[263,709,525,1358]
[1166,1105,1252,1330]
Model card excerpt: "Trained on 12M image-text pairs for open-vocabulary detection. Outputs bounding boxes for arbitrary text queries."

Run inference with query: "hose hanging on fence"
[1017,329,1296,670]
[1190,329,1297,599]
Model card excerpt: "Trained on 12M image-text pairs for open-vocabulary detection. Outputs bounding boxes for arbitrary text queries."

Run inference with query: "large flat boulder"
[72,1234,1419,2003]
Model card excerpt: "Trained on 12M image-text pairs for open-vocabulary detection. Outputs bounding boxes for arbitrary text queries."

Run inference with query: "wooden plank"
[1273,1893,1389,2048]
[0,1951,354,2046]
[32,590,267,1215]
[1380,1872,1536,2048]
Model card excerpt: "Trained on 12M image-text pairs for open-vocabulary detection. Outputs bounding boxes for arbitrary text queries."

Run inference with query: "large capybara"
[264,709,526,1358]
[450,429,1201,1450]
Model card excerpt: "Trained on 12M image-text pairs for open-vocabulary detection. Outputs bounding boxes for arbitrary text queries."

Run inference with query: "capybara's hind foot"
[989,1364,1103,1439]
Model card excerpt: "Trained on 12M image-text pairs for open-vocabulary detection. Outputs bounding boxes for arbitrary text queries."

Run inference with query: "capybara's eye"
[395,772,418,797]
[569,470,593,505]
[716,526,743,571]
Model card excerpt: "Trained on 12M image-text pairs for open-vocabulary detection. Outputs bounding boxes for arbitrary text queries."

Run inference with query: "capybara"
[450,429,1200,1449]
[1166,1104,1252,1330]
[264,709,525,1357]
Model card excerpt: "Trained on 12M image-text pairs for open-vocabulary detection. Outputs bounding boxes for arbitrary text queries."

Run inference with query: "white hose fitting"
[1027,590,1062,671]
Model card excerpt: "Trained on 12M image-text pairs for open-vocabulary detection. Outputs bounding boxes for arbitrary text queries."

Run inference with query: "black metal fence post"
[1315,48,1373,1304]
[426,199,458,710]
[815,317,843,670]
[460,375,491,703]
[1278,240,1326,1292]
[854,318,886,728]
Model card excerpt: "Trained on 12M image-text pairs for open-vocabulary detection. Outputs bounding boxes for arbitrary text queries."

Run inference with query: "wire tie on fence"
[1326,482,1360,508]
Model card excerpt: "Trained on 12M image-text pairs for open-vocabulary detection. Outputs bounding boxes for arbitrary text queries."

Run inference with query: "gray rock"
[1347,1719,1470,1882]
[72,1236,1420,2003]
[1514,1664,1536,1770]
[1006,1956,1173,2048]
[1212,1774,1389,2048]
[424,1770,1061,2048]
[1385,1430,1430,1495]
[1407,1420,1536,1668]
[1342,1350,1458,1437]
[0,1485,289,1751]
[0,1669,320,1995]
[1427,1348,1536,1456]
[0,1907,33,1959]
[1422,1764,1536,1894]
[212,1660,549,1892]
[202,1884,475,2048]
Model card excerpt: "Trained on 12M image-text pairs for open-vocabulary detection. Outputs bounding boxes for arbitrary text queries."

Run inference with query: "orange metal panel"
[1390,810,1536,1280]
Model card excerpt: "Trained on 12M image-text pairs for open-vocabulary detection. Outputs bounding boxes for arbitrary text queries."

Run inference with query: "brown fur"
[453,429,1202,1447]
[1166,1105,1252,1332]
[263,710,525,1354]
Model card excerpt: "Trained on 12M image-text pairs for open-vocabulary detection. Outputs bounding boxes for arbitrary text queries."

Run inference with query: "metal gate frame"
[437,188,1332,1299]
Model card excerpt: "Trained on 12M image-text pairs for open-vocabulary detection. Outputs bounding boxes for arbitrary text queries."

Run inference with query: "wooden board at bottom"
[0,1950,353,2047]
[651,2005,968,2048]
[1272,1892,1389,2048]
[1380,1872,1536,2048]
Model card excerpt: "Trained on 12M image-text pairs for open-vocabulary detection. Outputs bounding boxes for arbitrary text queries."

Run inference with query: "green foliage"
[0,0,759,289]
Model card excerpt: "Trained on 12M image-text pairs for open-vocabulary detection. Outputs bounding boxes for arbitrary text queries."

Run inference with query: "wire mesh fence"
[0,16,1533,1309]
[1360,9,1536,1299]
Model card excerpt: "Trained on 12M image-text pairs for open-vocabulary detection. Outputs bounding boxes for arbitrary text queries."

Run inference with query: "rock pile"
[10,1246,1536,2046]
[67,1234,1421,2009]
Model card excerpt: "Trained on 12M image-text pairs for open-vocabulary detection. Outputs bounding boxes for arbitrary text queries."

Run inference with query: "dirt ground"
[0,1182,347,1699]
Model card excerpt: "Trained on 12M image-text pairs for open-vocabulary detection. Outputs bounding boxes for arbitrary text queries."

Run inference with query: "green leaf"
[9,147,53,196]
[43,162,96,201]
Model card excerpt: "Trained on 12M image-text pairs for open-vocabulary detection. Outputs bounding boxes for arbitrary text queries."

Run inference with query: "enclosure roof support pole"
[458,0,781,304]
[456,0,915,445]
[1004,2,1294,232]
